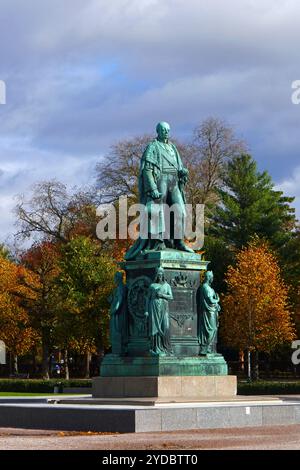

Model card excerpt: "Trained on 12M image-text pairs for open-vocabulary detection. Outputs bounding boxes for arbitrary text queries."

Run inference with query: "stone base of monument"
[100,354,228,377]
[1,395,296,433]
[95,352,235,403]
[92,375,236,401]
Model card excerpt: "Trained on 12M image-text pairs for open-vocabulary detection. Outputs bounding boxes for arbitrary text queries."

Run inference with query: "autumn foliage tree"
[0,255,38,373]
[20,241,61,378]
[221,241,295,379]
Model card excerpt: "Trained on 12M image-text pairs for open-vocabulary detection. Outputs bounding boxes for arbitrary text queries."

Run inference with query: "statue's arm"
[203,284,219,305]
[173,144,188,178]
[143,165,162,200]
[165,284,173,300]
[157,284,173,300]
[144,162,159,195]
[141,144,161,199]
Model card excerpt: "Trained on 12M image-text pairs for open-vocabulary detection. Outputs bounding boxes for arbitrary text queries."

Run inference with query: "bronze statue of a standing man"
[125,122,193,260]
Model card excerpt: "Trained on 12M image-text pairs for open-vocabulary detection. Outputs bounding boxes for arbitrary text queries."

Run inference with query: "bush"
[238,380,300,395]
[0,379,92,393]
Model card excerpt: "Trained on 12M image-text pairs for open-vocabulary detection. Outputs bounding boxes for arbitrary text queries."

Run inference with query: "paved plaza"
[0,424,300,450]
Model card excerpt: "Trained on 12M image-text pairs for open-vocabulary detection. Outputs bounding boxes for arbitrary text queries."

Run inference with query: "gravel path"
[0,424,299,450]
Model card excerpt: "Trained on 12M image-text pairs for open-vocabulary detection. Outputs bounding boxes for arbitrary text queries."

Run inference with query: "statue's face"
[157,272,163,282]
[157,122,170,141]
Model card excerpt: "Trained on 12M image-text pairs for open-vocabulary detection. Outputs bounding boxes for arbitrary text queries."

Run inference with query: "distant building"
[0,341,6,364]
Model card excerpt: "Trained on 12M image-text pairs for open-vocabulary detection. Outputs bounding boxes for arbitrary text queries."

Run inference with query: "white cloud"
[1,0,300,240]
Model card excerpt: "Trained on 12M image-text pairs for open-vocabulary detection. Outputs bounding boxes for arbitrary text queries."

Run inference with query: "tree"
[221,241,296,380]
[211,154,296,250]
[279,227,300,333]
[0,244,11,260]
[188,117,246,208]
[20,241,61,378]
[96,135,151,203]
[0,255,38,373]
[15,180,99,243]
[202,236,234,294]
[57,236,116,377]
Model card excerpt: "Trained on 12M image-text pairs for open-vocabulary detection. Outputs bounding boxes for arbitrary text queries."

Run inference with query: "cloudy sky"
[1,0,300,242]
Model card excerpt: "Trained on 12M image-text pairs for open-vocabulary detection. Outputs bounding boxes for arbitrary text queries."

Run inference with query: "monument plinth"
[120,250,208,358]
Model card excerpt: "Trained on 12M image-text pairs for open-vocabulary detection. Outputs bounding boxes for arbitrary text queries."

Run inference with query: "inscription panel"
[169,287,197,337]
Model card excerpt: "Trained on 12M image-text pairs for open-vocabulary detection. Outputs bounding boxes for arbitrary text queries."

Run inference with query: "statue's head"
[114,271,123,284]
[156,121,170,141]
[204,270,214,283]
[155,266,165,282]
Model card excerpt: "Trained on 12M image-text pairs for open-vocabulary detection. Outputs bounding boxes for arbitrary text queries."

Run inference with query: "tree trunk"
[64,349,69,380]
[247,349,251,382]
[253,351,259,380]
[9,352,13,376]
[42,340,49,379]
[84,351,91,378]
[239,350,245,372]
[13,355,18,374]
[32,351,37,375]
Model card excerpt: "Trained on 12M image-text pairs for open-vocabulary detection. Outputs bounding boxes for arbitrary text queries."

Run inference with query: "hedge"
[238,380,300,395]
[1,378,299,395]
[0,379,92,393]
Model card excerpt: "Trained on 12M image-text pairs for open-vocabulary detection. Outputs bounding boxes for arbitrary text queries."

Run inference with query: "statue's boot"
[150,239,166,251]
[164,239,174,249]
[174,240,194,253]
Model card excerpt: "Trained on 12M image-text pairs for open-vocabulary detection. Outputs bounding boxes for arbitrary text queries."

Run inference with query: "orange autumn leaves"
[0,256,39,356]
[221,242,296,352]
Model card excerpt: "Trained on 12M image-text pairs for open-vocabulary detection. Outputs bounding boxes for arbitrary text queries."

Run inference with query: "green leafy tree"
[57,236,116,377]
[211,154,295,250]
[279,227,300,333]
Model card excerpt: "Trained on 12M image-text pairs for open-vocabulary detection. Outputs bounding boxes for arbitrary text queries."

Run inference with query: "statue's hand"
[144,311,149,317]
[149,189,162,200]
[179,168,189,178]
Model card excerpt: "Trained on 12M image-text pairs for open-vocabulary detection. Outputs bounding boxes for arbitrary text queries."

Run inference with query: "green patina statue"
[146,267,173,356]
[109,272,127,355]
[198,270,220,355]
[125,121,193,260]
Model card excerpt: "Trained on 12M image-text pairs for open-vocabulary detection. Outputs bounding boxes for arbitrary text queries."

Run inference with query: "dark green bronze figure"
[146,267,173,356]
[125,121,193,260]
[198,271,220,355]
[109,272,127,355]
[99,123,229,377]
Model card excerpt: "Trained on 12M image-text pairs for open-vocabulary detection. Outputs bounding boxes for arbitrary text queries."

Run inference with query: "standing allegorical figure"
[109,272,127,355]
[146,267,173,356]
[125,121,193,260]
[198,270,220,355]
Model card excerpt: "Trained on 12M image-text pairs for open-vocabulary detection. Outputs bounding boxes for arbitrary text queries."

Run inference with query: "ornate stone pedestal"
[93,249,236,402]
[119,250,208,357]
